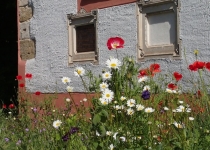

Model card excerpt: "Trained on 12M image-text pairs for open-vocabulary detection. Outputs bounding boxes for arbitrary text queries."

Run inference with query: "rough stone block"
[20,22,30,40]
[19,6,32,22]
[20,40,35,60]
[19,0,28,7]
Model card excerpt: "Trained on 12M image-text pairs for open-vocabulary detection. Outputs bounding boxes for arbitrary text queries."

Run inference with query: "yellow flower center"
[112,42,118,49]
[106,93,110,98]
[105,74,109,77]
[77,70,82,75]
[64,79,68,83]
[111,63,117,68]
[102,85,106,88]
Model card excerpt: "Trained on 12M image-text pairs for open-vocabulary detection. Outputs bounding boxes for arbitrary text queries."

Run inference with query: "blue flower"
[141,90,150,100]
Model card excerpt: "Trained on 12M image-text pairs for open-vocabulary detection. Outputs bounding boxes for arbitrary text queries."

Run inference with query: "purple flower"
[62,127,79,142]
[16,140,21,145]
[25,128,29,132]
[141,90,150,100]
[5,138,9,142]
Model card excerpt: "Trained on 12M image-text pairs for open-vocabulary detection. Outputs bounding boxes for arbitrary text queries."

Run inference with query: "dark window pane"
[76,24,95,53]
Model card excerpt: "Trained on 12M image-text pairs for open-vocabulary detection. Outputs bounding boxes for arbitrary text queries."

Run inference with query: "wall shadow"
[80,0,110,6]
[0,1,18,107]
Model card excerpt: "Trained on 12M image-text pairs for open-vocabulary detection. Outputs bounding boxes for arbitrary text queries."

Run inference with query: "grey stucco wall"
[26,0,210,93]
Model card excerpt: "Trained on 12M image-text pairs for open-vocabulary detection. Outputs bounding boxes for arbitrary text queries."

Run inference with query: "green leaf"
[100,110,108,117]
[56,133,61,141]
[93,114,101,125]
[99,125,106,136]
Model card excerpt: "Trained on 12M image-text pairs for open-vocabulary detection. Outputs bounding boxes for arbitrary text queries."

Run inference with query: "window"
[137,0,180,60]
[68,9,98,64]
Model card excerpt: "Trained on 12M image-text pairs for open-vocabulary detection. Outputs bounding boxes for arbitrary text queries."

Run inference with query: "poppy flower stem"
[115,49,119,59]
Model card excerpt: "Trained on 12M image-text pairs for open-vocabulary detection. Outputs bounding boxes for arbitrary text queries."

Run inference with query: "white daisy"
[120,96,126,101]
[179,101,184,104]
[136,104,145,111]
[143,85,150,91]
[106,131,112,136]
[127,99,136,107]
[65,98,71,102]
[61,77,71,84]
[109,144,114,150]
[113,132,118,140]
[102,71,112,80]
[102,89,114,102]
[83,98,87,102]
[99,82,108,91]
[66,86,74,92]
[127,108,135,115]
[163,107,169,111]
[189,117,194,121]
[53,120,62,129]
[74,67,85,77]
[144,107,155,113]
[99,98,109,105]
[113,105,121,110]
[120,136,126,142]
[106,58,121,69]
[173,122,184,128]
[166,88,177,93]
[138,76,148,83]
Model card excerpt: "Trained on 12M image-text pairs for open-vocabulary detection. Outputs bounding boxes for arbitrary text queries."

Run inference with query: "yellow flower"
[194,49,199,55]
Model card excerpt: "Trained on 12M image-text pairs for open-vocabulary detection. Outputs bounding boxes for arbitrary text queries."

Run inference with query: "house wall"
[18,0,210,94]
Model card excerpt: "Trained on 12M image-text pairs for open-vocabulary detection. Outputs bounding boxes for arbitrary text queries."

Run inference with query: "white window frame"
[67,9,98,64]
[137,0,180,60]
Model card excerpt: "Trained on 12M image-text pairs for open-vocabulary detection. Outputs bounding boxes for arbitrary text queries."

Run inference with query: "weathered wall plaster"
[25,0,210,93]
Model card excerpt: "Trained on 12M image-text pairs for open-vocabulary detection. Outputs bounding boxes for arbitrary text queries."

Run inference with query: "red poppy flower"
[2,104,7,109]
[197,90,202,98]
[8,104,15,109]
[150,64,161,76]
[167,83,177,90]
[26,73,32,79]
[19,83,25,87]
[188,64,198,71]
[205,62,210,71]
[173,72,182,81]
[16,75,22,80]
[194,61,205,69]
[35,91,41,96]
[107,37,124,50]
[138,69,149,77]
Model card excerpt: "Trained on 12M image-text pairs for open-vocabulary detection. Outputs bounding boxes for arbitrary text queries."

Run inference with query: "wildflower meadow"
[1,37,210,149]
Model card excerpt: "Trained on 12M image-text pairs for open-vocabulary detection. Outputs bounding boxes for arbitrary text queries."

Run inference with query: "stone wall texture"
[19,0,35,60]
[21,0,210,93]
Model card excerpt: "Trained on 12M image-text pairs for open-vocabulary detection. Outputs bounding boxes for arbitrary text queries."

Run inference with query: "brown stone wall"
[19,0,35,60]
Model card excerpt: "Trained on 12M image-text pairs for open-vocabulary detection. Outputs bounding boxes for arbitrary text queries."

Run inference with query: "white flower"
[189,117,194,121]
[83,98,87,102]
[113,105,121,110]
[74,67,85,77]
[102,71,112,80]
[138,76,148,83]
[143,85,150,91]
[173,122,184,128]
[99,98,109,105]
[120,136,126,142]
[127,108,135,115]
[120,96,126,101]
[102,89,114,101]
[136,104,145,111]
[65,98,71,102]
[109,144,114,150]
[163,107,169,111]
[106,58,121,69]
[61,77,71,84]
[179,101,184,104]
[106,131,112,136]
[145,107,155,113]
[53,120,62,129]
[166,88,177,93]
[96,131,100,136]
[127,99,136,107]
[66,86,74,92]
[100,82,108,91]
[113,132,118,140]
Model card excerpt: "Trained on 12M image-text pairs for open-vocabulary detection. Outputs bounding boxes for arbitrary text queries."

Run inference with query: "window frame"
[67,9,98,64]
[137,0,180,60]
